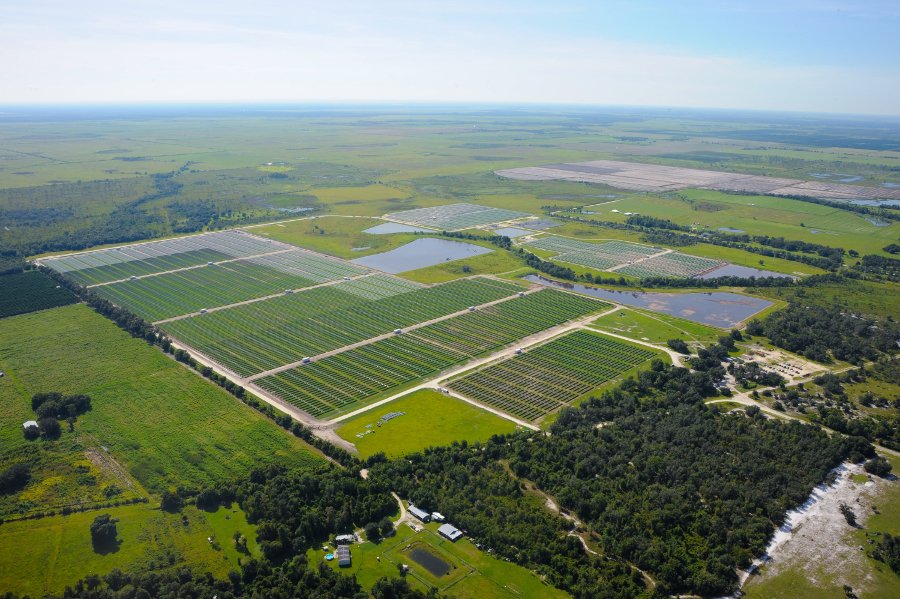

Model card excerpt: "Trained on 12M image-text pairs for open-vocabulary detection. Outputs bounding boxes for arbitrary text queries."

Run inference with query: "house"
[335,534,355,545]
[408,505,431,522]
[431,512,445,522]
[337,545,351,567]
[438,524,463,542]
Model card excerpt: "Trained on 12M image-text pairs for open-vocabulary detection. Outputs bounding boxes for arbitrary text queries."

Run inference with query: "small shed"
[438,524,463,542]
[23,420,38,429]
[431,512,445,522]
[337,545,351,567]
[408,505,431,522]
[335,534,355,545]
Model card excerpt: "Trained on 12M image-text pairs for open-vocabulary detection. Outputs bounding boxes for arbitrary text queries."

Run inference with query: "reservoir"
[350,238,493,273]
[362,222,435,234]
[697,264,796,279]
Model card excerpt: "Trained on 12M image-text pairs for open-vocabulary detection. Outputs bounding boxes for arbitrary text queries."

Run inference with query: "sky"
[2,0,899,114]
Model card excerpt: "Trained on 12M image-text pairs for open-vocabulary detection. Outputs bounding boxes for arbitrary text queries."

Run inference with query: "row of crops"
[448,330,657,422]
[93,252,370,322]
[254,289,607,418]
[385,202,529,230]
[612,252,725,278]
[161,277,523,377]
[522,237,654,270]
[43,231,291,285]
[0,271,78,319]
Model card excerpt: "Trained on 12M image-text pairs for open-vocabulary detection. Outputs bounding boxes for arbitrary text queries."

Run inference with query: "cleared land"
[162,276,521,377]
[0,270,78,318]
[0,504,230,597]
[0,304,322,496]
[497,159,900,200]
[335,390,517,458]
[255,288,605,417]
[448,330,658,421]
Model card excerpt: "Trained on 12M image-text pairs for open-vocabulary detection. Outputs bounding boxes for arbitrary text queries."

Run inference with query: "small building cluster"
[408,504,463,542]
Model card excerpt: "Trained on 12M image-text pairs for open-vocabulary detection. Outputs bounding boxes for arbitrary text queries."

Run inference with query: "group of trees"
[0,463,31,494]
[90,514,119,547]
[31,392,92,420]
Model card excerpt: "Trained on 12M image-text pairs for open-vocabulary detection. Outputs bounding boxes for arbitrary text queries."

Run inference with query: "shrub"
[666,338,690,355]
[864,457,893,477]
[0,464,31,494]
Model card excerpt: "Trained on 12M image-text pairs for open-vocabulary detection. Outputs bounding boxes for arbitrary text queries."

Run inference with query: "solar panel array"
[612,253,726,278]
[42,231,292,285]
[522,237,652,270]
[384,202,530,231]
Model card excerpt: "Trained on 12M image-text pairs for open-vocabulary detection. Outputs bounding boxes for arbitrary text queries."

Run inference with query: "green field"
[203,505,262,567]
[0,304,323,499]
[448,330,660,422]
[336,390,517,458]
[255,288,606,418]
[0,503,230,598]
[308,522,568,598]
[589,308,722,346]
[253,216,422,259]
[0,270,78,318]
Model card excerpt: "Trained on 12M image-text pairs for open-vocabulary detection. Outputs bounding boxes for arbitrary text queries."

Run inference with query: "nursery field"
[162,276,522,377]
[335,390,517,458]
[448,330,658,421]
[0,304,323,495]
[93,250,367,322]
[254,289,606,417]
[0,270,78,318]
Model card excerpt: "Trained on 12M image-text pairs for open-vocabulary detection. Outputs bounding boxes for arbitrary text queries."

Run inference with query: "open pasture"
[0,270,78,318]
[384,202,530,230]
[335,390,517,458]
[254,289,605,417]
[448,330,658,421]
[162,277,522,377]
[41,230,285,285]
[94,249,368,322]
[0,304,323,494]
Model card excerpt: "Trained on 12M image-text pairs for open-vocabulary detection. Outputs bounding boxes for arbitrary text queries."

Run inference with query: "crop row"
[448,330,656,422]
[254,289,607,417]
[162,277,523,376]
[613,253,724,278]
[0,271,78,319]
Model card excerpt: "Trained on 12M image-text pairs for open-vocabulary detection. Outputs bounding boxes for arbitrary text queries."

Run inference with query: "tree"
[160,490,184,512]
[103,568,127,591]
[864,457,893,477]
[38,417,61,439]
[666,338,690,355]
[364,521,381,543]
[0,463,31,494]
[839,503,857,526]
[23,424,39,441]
[90,514,119,545]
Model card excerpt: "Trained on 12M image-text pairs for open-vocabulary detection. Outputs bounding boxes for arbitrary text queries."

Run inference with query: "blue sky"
[2,0,898,114]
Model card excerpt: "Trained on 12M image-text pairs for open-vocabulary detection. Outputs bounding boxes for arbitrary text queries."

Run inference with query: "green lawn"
[336,390,518,459]
[589,308,716,347]
[0,304,323,501]
[0,503,229,597]
[203,504,262,567]
[253,215,421,259]
[401,250,525,284]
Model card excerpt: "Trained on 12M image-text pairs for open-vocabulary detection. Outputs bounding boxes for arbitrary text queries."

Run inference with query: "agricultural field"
[0,304,323,499]
[335,390,517,458]
[162,276,522,377]
[256,289,605,417]
[448,330,659,422]
[0,503,231,598]
[0,270,78,318]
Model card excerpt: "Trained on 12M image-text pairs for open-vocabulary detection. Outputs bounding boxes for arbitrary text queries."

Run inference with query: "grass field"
[0,503,230,597]
[0,270,78,319]
[255,289,605,418]
[308,521,568,598]
[589,308,717,346]
[0,304,323,498]
[203,504,262,567]
[336,390,517,458]
[253,216,423,259]
[448,330,659,422]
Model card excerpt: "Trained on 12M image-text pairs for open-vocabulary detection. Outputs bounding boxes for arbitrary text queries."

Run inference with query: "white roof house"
[438,524,463,542]
[23,420,38,428]
[431,512,446,522]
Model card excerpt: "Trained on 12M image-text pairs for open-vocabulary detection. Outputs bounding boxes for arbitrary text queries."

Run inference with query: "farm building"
[335,534,355,545]
[438,524,463,542]
[23,420,37,429]
[337,545,351,567]
[408,505,431,522]
[431,512,446,522]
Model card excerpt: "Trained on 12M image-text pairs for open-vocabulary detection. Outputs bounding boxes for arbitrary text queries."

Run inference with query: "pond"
[718,227,745,233]
[491,227,533,238]
[409,548,451,578]
[810,173,865,183]
[523,275,774,328]
[350,238,493,273]
[697,264,796,280]
[362,222,435,234]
